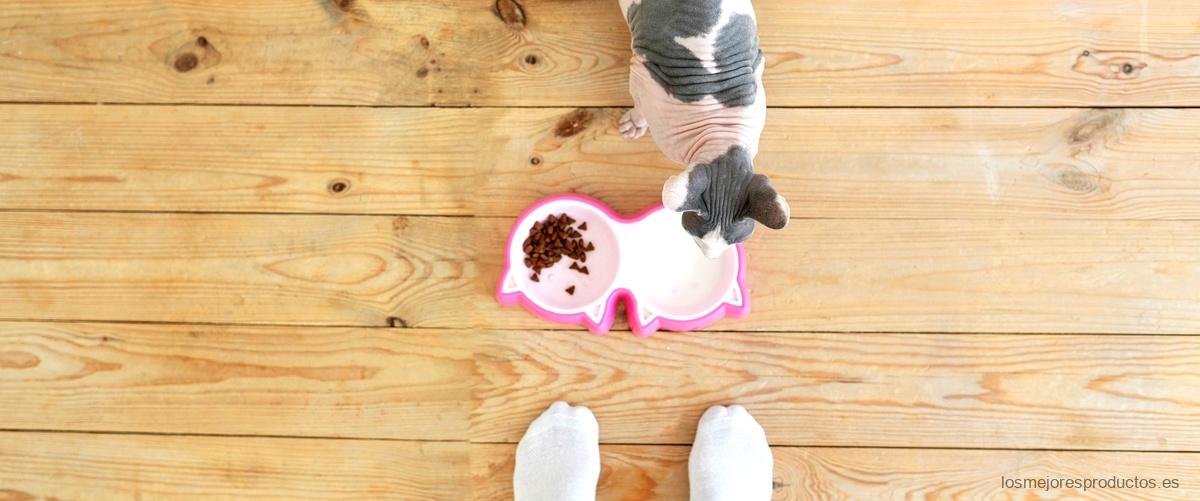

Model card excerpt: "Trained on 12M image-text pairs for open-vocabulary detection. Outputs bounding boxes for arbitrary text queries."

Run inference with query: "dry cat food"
[522,213,594,290]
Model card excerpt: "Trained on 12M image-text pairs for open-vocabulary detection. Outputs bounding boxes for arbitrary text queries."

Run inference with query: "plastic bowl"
[497,194,749,336]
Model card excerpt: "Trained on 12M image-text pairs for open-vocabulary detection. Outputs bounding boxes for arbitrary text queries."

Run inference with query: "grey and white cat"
[619,0,788,257]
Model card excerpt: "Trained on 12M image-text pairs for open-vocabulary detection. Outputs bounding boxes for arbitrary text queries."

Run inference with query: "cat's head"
[662,146,789,258]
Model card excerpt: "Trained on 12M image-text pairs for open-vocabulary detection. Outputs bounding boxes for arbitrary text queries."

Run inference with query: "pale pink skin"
[618,0,766,167]
[496,194,750,336]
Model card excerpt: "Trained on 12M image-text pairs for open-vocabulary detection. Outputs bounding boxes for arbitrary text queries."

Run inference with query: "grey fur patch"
[674,146,760,245]
[626,0,762,107]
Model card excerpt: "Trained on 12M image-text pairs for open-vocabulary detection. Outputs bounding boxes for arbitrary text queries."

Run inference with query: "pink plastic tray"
[496,194,750,336]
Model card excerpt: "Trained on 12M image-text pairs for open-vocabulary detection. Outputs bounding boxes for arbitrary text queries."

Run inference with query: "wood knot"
[1071,50,1147,80]
[416,67,429,78]
[554,109,595,138]
[387,316,410,328]
[327,178,351,195]
[174,53,199,72]
[493,0,527,29]
[418,35,431,49]
[332,0,355,12]
[1066,109,1124,146]
[168,35,221,75]
[529,155,542,165]
[1053,165,1102,193]
[524,54,539,65]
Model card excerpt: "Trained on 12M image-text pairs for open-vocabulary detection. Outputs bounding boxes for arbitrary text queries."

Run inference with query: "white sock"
[688,405,774,501]
[514,401,601,501]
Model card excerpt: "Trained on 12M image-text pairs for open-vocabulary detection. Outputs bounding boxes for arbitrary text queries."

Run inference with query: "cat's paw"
[619,109,648,140]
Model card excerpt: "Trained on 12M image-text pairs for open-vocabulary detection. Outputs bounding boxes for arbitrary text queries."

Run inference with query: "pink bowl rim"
[495,193,750,336]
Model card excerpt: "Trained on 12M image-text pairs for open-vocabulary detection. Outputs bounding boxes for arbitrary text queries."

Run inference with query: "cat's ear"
[747,174,789,229]
[662,166,710,213]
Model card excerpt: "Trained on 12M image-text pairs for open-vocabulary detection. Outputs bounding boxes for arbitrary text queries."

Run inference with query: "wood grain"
[1,213,1197,332]
[0,212,476,326]
[444,216,1198,334]
[4,1,1200,106]
[472,331,1200,450]
[0,322,470,439]
[0,105,498,215]
[5,106,1200,219]
[5,323,1196,450]
[0,432,467,500]
[472,444,1200,500]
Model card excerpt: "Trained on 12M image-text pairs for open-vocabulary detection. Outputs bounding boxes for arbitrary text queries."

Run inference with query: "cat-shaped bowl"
[497,194,749,336]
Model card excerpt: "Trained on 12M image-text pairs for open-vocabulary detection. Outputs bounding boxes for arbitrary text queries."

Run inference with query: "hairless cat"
[619,0,789,258]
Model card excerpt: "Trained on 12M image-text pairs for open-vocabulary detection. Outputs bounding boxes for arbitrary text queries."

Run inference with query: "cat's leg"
[619,107,648,139]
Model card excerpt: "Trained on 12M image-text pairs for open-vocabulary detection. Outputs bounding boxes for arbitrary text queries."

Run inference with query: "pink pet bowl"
[497,194,750,336]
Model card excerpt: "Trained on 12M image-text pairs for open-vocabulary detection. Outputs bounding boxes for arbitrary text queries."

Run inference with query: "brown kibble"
[565,285,575,295]
[522,213,596,281]
[578,222,587,230]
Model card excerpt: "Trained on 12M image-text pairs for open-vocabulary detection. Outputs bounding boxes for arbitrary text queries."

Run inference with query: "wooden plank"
[5,106,1200,219]
[471,444,1200,500]
[0,212,475,326]
[4,1,1200,106]
[0,432,467,500]
[482,217,1200,334]
[0,105,493,215]
[1,213,1197,332]
[0,322,470,440]
[730,218,1200,334]
[7,323,1196,450]
[472,331,1200,450]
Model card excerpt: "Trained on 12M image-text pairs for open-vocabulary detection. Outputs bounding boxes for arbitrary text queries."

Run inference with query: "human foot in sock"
[689,405,774,501]
[514,401,601,501]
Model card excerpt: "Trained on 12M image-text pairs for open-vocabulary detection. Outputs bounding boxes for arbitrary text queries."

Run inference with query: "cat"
[619,0,789,258]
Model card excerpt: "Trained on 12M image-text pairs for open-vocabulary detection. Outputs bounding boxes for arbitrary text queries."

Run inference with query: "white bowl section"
[623,209,741,324]
[503,199,620,316]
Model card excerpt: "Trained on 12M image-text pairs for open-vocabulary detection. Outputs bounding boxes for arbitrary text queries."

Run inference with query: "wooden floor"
[2,1,1200,499]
